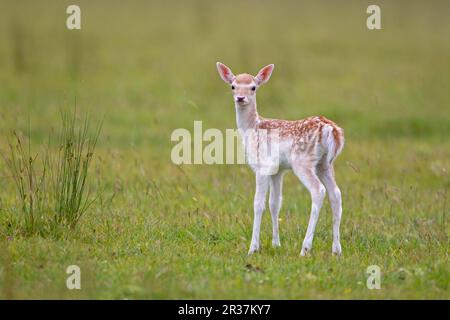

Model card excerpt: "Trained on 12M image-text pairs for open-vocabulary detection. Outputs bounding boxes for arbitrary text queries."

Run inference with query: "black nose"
[237,96,245,102]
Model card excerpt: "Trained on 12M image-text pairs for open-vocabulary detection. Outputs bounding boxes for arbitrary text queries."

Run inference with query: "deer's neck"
[235,101,260,132]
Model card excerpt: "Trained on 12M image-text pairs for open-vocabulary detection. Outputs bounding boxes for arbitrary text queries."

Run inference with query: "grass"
[0,0,449,299]
[1,109,101,236]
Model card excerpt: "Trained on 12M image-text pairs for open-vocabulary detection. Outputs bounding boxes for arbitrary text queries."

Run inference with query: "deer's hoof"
[332,242,342,256]
[248,244,259,255]
[300,246,311,257]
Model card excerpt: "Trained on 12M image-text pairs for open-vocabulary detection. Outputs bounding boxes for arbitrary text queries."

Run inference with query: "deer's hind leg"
[292,162,326,256]
[317,162,343,255]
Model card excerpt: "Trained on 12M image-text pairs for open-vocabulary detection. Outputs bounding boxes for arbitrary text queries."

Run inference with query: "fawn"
[216,62,344,256]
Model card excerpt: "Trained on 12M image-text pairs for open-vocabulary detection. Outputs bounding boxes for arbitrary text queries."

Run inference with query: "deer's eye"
[251,86,256,91]
[231,85,235,90]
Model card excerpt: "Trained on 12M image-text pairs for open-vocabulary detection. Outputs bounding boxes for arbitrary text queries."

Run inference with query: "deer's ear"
[255,64,274,85]
[216,62,235,84]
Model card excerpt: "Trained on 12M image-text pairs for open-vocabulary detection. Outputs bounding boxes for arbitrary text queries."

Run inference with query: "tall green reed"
[52,110,101,228]
[4,131,48,235]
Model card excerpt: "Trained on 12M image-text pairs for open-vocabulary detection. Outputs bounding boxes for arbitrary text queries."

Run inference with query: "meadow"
[0,0,448,299]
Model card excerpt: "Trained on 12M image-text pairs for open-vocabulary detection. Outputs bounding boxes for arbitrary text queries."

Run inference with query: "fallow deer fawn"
[216,62,344,256]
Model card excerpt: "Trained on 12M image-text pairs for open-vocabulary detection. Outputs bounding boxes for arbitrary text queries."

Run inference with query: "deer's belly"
[244,138,292,175]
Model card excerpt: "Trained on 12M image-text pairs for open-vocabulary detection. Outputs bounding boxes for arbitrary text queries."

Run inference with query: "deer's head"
[216,62,274,107]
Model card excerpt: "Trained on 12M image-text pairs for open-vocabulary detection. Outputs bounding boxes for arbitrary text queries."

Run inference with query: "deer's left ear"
[255,64,274,85]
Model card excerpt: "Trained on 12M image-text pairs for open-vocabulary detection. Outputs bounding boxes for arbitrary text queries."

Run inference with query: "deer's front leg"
[269,171,284,247]
[248,174,269,255]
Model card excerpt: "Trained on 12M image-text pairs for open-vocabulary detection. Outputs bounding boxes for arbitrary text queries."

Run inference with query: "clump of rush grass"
[3,131,49,236]
[2,109,101,236]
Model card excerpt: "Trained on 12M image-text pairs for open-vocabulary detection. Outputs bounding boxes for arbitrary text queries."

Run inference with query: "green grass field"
[0,0,448,299]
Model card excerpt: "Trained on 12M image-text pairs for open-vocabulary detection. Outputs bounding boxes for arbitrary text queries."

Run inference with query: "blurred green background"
[0,0,448,299]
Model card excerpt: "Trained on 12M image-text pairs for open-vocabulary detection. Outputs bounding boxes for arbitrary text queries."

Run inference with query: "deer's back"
[257,115,344,167]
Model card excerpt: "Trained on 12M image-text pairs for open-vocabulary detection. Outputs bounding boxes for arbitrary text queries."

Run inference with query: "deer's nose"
[236,96,245,102]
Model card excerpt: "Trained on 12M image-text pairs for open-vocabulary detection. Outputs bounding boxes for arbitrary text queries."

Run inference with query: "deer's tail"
[322,124,344,165]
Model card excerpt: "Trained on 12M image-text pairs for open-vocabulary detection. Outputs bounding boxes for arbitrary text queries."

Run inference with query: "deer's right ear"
[216,62,235,84]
